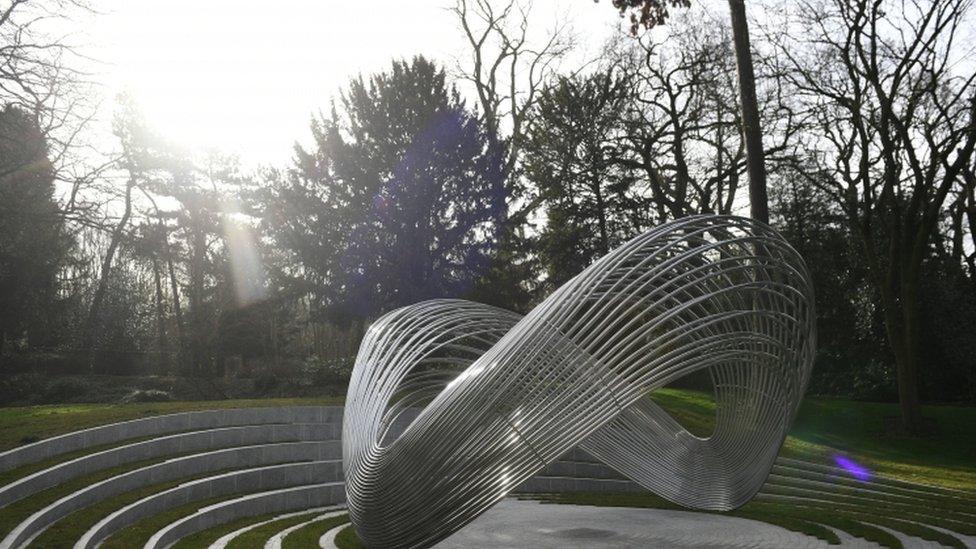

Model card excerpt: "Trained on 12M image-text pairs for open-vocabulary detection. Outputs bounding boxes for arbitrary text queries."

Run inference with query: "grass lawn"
[0,396,341,451]
[334,524,364,549]
[651,388,976,490]
[1,390,974,548]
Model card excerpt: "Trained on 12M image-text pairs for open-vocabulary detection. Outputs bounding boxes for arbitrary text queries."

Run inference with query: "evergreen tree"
[0,106,68,364]
[523,71,642,288]
[263,57,505,322]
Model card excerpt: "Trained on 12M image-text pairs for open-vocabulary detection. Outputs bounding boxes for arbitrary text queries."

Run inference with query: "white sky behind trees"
[87,0,625,166]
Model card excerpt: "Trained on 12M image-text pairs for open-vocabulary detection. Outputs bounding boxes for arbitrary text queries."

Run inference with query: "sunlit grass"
[651,388,976,490]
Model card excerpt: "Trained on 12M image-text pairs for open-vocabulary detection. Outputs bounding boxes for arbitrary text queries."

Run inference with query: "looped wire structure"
[342,215,816,549]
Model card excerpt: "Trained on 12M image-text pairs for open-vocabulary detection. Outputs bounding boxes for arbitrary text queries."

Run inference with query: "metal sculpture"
[343,215,816,549]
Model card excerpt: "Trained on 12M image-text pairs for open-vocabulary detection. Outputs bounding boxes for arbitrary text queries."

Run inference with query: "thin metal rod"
[342,215,816,549]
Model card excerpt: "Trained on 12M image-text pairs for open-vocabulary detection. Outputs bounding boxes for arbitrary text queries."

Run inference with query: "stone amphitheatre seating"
[0,405,640,549]
[1,405,974,548]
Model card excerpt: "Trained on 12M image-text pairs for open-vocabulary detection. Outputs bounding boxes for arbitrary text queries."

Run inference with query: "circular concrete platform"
[431,499,880,549]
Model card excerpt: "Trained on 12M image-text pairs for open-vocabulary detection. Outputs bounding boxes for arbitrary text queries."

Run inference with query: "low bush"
[120,389,174,403]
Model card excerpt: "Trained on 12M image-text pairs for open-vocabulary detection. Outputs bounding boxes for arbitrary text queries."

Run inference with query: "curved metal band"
[342,215,816,549]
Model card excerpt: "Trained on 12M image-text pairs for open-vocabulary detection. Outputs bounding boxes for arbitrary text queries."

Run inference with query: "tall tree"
[450,0,575,311]
[772,0,976,433]
[523,71,645,286]
[605,0,769,222]
[262,57,506,322]
[0,106,67,365]
[82,100,141,370]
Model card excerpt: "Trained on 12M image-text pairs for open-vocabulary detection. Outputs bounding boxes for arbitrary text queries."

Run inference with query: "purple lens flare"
[833,455,872,482]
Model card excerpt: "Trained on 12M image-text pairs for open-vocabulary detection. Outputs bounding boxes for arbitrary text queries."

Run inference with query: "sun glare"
[89,0,609,165]
[92,0,462,163]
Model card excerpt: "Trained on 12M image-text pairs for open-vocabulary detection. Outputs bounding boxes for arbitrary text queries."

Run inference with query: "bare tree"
[611,14,799,219]
[604,0,770,223]
[450,0,574,218]
[771,0,976,434]
[0,0,98,200]
[728,0,767,222]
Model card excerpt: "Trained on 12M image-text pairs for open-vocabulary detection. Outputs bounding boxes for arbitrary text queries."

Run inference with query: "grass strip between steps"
[0,454,175,541]
[28,459,310,549]
[169,511,282,549]
[856,515,967,549]
[0,397,339,452]
[224,510,323,549]
[334,524,364,549]
[282,514,350,549]
[100,493,247,549]
[0,435,158,489]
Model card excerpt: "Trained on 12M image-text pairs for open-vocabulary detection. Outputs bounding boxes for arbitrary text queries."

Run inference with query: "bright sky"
[88,0,624,166]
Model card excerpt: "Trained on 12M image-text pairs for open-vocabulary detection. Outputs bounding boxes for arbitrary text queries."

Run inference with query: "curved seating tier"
[2,441,339,548]
[147,494,344,549]
[76,461,341,548]
[2,405,972,548]
[0,424,336,508]
[0,407,339,474]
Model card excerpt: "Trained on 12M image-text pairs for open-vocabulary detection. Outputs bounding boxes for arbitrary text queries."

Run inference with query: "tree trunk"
[83,176,135,371]
[897,281,924,434]
[189,222,207,376]
[592,172,610,255]
[151,257,169,374]
[879,282,924,435]
[165,243,186,369]
[728,0,768,224]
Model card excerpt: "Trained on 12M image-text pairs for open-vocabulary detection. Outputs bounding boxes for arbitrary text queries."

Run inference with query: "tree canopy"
[263,56,506,323]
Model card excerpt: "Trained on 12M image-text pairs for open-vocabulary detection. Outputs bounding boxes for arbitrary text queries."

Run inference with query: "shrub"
[41,377,91,404]
[120,389,174,403]
[302,355,355,387]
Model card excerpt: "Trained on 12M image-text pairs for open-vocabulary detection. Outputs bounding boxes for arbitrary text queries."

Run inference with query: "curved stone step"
[2,441,339,549]
[208,508,329,549]
[765,472,976,520]
[148,484,346,549]
[0,406,342,474]
[775,457,974,498]
[318,522,348,549]
[0,423,337,509]
[76,461,341,549]
[265,509,347,549]
[760,482,975,525]
[756,492,975,534]
[515,475,642,494]
[537,459,627,481]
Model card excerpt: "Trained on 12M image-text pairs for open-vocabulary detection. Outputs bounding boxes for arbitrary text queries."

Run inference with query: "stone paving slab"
[432,499,885,549]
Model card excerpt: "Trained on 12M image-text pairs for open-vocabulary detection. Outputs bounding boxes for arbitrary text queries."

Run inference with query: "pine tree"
[0,106,68,364]
[263,56,505,323]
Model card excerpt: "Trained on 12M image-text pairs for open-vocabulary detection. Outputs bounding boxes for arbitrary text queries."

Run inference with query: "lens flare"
[833,455,871,482]
[220,207,266,307]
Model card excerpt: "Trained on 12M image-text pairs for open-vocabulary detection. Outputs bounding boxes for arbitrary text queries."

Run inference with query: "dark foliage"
[262,56,506,323]
[0,106,70,364]
[606,0,692,34]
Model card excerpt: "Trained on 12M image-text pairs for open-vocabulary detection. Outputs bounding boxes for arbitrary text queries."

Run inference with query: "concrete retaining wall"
[145,483,346,549]
[76,460,342,549]
[1,441,341,549]
[0,406,341,474]
[0,424,338,508]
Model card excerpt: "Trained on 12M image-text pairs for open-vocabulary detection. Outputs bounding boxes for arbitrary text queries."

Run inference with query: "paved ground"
[433,499,880,549]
